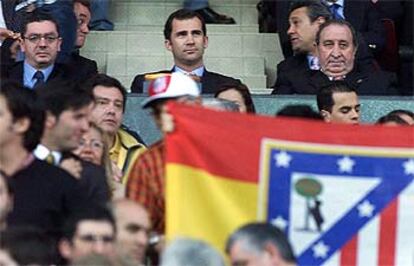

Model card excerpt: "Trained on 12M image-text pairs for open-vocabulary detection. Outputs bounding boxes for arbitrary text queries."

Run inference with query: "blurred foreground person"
[226,222,296,266]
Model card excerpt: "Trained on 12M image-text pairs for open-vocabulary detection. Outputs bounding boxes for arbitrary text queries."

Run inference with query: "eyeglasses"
[79,139,104,150]
[76,234,114,244]
[23,34,60,44]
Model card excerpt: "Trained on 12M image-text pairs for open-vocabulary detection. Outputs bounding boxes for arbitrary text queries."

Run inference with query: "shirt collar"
[33,144,62,165]
[325,0,344,7]
[23,61,55,88]
[174,65,205,77]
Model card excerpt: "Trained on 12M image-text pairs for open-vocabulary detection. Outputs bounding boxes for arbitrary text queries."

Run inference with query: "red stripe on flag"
[378,199,398,266]
[340,235,358,266]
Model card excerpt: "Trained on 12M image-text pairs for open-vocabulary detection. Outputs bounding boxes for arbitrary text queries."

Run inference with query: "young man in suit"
[130,8,240,94]
[34,80,110,206]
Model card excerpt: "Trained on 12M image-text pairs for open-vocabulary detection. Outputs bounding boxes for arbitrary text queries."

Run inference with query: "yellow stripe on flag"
[166,163,259,251]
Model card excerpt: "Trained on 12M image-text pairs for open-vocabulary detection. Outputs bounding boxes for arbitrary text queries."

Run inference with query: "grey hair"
[161,238,225,266]
[225,222,296,263]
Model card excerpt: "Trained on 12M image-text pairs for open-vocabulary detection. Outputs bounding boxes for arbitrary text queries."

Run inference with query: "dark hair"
[317,81,357,112]
[377,114,409,125]
[84,74,127,113]
[164,8,207,40]
[21,12,60,37]
[289,0,332,22]
[277,104,322,120]
[36,80,94,118]
[387,109,414,120]
[316,19,358,49]
[214,83,256,114]
[0,226,59,265]
[61,205,116,241]
[226,222,296,263]
[0,80,45,151]
[73,0,91,11]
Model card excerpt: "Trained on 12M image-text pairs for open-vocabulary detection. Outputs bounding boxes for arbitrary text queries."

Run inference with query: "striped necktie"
[330,3,344,20]
[33,71,45,89]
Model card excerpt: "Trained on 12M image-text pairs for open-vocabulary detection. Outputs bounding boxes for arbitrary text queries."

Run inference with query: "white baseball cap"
[141,72,200,108]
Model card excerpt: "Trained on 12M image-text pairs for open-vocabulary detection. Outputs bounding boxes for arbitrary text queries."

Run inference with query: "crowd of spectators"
[0,0,412,265]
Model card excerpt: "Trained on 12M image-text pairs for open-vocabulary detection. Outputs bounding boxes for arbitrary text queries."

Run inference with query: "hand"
[0,28,18,41]
[111,160,123,183]
[60,158,83,179]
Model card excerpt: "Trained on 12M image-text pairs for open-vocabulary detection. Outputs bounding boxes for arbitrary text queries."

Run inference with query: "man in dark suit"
[35,80,110,206]
[130,8,240,94]
[273,19,398,95]
[2,12,77,88]
[275,0,385,58]
[66,0,98,81]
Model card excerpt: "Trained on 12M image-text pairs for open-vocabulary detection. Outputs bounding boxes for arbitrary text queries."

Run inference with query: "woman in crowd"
[71,122,123,198]
[214,83,256,114]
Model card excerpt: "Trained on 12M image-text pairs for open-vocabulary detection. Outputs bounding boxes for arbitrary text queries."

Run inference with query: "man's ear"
[45,111,57,129]
[58,239,73,260]
[203,35,209,49]
[316,16,326,26]
[165,39,172,51]
[12,117,30,134]
[263,242,285,265]
[320,110,331,122]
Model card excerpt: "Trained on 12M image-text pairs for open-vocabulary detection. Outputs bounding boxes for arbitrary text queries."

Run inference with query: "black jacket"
[130,69,241,94]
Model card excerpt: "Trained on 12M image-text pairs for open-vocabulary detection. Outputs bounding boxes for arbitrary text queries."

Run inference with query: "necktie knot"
[45,153,55,165]
[33,71,45,88]
[329,3,344,20]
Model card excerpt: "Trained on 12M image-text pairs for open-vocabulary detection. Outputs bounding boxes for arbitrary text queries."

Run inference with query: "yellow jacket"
[110,128,146,184]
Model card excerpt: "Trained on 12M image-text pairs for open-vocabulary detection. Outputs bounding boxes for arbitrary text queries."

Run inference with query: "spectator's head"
[277,104,322,120]
[73,0,91,48]
[0,227,59,265]
[377,114,409,126]
[386,109,414,125]
[143,72,201,132]
[226,223,296,266]
[36,80,94,152]
[58,206,116,263]
[164,9,208,70]
[73,122,108,166]
[215,83,256,113]
[0,81,45,154]
[316,20,358,79]
[202,98,240,112]
[112,200,151,264]
[288,0,331,54]
[20,12,61,69]
[0,172,13,230]
[85,74,127,137]
[161,238,225,266]
[317,81,360,124]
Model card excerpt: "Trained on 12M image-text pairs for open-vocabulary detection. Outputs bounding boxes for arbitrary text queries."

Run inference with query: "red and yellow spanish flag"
[165,102,414,259]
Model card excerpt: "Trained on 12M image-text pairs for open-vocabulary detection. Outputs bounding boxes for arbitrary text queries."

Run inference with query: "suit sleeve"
[130,74,145,93]
[271,61,293,94]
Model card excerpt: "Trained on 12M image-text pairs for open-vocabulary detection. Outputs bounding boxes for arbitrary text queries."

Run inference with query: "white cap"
[141,72,200,108]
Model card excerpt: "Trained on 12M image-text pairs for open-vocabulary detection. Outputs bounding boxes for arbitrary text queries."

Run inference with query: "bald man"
[112,200,151,264]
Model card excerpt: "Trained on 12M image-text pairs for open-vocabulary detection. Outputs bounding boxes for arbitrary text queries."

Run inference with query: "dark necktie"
[330,4,344,20]
[33,71,45,89]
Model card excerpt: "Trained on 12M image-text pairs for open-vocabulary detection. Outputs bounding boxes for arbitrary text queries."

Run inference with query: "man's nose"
[287,24,294,35]
[331,44,341,57]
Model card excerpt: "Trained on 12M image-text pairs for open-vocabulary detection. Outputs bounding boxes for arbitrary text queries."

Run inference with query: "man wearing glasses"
[2,12,76,89]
